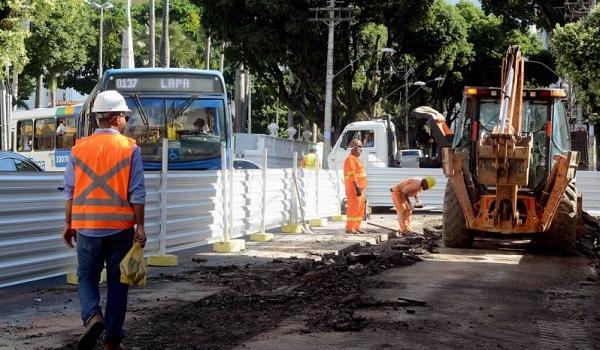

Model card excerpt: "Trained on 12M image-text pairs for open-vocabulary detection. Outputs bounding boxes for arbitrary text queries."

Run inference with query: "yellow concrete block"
[309,218,329,227]
[331,215,347,222]
[250,232,274,242]
[147,254,178,267]
[66,268,107,285]
[66,272,78,285]
[213,239,245,253]
[282,223,303,233]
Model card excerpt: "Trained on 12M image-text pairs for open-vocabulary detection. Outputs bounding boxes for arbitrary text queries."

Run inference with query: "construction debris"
[121,230,440,349]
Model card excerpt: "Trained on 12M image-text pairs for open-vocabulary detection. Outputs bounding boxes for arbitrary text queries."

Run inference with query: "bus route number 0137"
[115,78,138,89]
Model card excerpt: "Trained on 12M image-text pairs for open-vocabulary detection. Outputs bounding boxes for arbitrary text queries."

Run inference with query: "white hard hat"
[92,90,131,114]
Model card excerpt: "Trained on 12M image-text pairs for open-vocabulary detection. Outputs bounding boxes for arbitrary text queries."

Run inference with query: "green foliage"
[455,0,547,89]
[0,0,55,76]
[22,0,95,104]
[63,0,208,95]
[552,7,600,115]
[196,0,471,137]
[480,0,566,31]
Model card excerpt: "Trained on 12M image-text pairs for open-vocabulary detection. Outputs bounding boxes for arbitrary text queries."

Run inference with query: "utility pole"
[309,0,349,166]
[234,65,247,133]
[205,35,211,70]
[219,42,225,72]
[405,73,409,147]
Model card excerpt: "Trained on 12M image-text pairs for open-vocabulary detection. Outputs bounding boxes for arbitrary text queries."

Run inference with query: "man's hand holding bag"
[120,242,147,287]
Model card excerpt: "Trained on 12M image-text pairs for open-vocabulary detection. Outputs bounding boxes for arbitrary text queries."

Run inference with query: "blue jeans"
[77,228,134,342]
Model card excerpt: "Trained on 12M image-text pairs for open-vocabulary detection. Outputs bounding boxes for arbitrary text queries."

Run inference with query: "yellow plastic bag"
[119,242,147,287]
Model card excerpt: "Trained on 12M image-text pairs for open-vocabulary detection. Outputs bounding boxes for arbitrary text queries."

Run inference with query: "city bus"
[11,104,81,171]
[79,68,232,170]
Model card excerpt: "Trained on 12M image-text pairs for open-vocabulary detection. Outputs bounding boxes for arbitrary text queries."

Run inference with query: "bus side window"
[34,118,55,151]
[17,120,33,152]
[56,116,77,149]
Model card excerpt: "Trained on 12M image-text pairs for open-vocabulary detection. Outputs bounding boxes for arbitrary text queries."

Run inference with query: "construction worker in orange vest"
[344,138,367,234]
[62,90,146,350]
[390,176,436,234]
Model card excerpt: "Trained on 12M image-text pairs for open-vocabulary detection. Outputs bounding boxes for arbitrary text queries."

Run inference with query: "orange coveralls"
[390,178,423,233]
[344,154,367,231]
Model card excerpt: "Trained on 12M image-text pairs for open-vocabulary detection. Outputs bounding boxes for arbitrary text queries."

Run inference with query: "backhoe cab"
[442,46,581,253]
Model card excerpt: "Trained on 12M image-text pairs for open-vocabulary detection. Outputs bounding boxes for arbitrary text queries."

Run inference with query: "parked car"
[0,151,43,172]
[233,159,261,169]
[396,149,423,168]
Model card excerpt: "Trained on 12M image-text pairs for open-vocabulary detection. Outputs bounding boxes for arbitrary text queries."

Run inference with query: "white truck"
[328,108,453,171]
[327,118,399,171]
[327,107,454,207]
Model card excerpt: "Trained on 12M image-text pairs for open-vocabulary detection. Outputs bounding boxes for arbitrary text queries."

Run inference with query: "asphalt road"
[236,215,600,350]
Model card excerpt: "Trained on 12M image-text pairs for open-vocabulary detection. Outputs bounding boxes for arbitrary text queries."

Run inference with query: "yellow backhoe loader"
[442,45,582,253]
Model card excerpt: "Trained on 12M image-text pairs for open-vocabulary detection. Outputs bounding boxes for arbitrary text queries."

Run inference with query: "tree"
[553,7,600,123]
[0,0,56,78]
[553,7,600,169]
[480,0,567,31]
[196,0,471,142]
[62,0,207,95]
[456,0,550,90]
[23,0,95,106]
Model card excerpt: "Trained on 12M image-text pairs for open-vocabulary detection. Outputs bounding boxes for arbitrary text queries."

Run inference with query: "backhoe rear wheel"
[534,181,578,255]
[442,182,474,248]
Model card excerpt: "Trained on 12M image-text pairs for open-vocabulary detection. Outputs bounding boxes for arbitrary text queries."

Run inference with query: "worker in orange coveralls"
[390,176,436,234]
[344,139,367,234]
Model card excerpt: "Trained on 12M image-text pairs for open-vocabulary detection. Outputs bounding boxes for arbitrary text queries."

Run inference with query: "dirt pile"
[118,231,439,350]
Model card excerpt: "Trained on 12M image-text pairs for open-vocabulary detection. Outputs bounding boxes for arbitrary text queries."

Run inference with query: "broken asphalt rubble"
[120,226,442,349]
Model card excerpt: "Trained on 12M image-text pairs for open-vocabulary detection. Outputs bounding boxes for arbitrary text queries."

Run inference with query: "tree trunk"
[47,72,56,108]
[160,0,170,68]
[149,0,155,67]
[121,0,134,68]
[34,74,43,108]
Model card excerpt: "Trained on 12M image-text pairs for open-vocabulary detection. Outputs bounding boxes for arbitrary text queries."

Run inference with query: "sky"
[446,0,481,7]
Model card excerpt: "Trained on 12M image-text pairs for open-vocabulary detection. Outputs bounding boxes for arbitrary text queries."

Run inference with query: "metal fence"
[3,166,600,288]
[366,168,600,211]
[0,168,342,288]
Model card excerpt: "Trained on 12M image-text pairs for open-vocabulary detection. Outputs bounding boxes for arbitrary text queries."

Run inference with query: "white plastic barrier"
[0,169,341,288]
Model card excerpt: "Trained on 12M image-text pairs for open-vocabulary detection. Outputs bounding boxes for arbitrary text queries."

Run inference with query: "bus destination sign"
[105,74,223,93]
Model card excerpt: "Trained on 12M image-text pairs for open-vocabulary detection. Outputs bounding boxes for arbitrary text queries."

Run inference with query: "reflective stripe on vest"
[71,133,135,230]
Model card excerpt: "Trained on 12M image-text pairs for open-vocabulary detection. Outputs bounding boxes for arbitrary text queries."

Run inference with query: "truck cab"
[327,119,397,170]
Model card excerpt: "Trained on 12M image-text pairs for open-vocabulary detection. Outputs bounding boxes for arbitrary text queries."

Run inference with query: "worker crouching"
[344,139,367,234]
[390,176,436,234]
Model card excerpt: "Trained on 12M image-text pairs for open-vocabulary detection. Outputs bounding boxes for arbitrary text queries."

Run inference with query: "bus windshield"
[123,96,225,163]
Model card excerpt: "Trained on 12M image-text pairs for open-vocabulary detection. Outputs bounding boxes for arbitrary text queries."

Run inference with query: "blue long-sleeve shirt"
[64,129,146,237]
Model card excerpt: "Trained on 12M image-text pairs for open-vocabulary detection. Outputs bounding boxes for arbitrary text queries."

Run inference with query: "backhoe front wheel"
[442,182,474,248]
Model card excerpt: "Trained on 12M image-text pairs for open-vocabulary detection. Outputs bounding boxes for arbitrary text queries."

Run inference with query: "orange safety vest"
[344,154,367,189]
[71,133,136,230]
